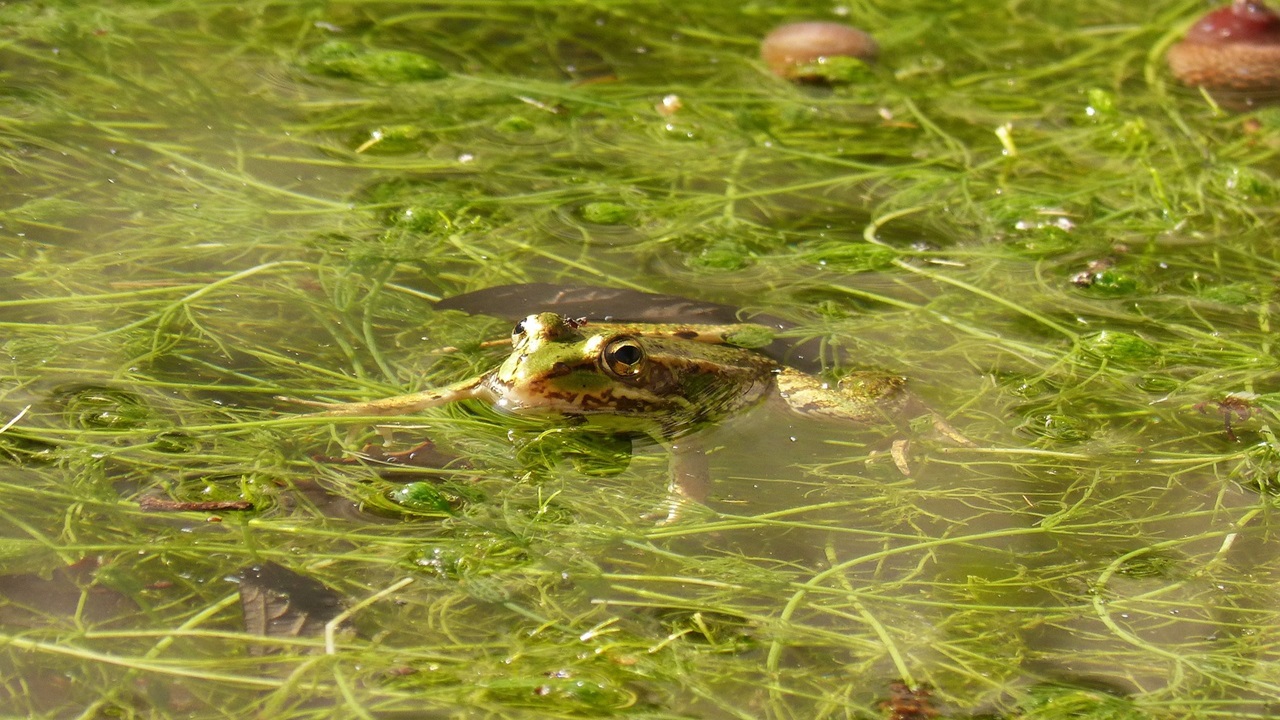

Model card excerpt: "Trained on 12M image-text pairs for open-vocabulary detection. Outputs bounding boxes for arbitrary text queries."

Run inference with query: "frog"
[291,312,913,521]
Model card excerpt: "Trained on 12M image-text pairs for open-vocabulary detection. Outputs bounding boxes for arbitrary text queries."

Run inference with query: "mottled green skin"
[301,311,905,438]
[295,312,909,521]
[487,313,780,436]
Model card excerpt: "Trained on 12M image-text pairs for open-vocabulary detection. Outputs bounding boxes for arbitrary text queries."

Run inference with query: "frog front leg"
[647,437,710,525]
[776,368,971,474]
[775,367,907,423]
[283,376,492,417]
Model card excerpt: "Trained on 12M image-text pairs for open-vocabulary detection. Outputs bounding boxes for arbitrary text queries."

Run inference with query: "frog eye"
[512,320,527,341]
[602,338,645,377]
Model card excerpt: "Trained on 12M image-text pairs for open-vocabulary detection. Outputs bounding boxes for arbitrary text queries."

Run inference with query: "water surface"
[1,1,1278,717]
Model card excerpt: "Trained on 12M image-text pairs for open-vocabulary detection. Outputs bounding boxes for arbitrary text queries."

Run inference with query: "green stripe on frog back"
[622,323,776,348]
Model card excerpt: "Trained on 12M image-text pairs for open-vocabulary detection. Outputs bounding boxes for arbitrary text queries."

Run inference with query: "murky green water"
[2,0,1279,717]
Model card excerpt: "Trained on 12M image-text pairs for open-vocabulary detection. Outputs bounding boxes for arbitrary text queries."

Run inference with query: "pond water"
[2,1,1279,717]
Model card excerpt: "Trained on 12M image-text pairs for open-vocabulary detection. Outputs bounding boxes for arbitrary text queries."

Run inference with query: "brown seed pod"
[761,21,878,79]
[1167,0,1280,97]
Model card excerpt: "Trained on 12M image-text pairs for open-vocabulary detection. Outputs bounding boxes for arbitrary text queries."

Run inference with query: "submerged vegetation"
[0,0,1279,717]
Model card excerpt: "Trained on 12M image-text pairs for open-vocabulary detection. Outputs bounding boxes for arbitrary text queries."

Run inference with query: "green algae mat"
[2,0,1279,717]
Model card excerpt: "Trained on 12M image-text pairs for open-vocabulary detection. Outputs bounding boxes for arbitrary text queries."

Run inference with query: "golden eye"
[602,338,645,377]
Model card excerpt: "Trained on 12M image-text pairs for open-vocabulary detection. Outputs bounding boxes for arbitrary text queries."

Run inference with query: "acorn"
[1167,0,1280,102]
[761,21,878,80]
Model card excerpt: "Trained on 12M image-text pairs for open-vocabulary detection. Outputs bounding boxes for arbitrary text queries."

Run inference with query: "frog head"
[491,313,658,414]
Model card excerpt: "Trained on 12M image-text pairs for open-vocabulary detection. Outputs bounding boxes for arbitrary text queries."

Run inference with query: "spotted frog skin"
[296,312,909,520]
